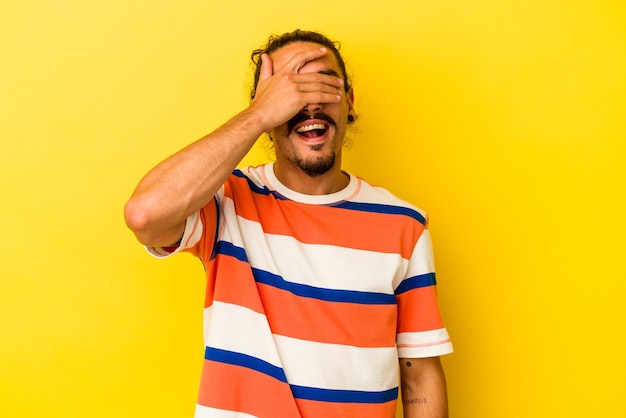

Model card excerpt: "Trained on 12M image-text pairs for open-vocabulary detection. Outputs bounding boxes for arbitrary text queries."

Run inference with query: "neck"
[273,159,349,195]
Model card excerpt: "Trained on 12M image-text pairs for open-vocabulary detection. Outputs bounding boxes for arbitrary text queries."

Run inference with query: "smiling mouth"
[288,112,336,141]
[296,123,329,139]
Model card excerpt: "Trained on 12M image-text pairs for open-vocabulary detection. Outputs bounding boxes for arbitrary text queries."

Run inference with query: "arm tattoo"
[403,397,428,405]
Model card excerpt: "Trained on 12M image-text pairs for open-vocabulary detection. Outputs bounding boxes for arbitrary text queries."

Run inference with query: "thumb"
[259,53,273,82]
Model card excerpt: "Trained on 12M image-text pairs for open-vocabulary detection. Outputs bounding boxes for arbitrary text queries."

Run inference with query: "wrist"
[240,104,274,135]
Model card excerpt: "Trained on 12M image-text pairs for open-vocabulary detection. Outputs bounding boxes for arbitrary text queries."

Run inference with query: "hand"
[249,47,345,132]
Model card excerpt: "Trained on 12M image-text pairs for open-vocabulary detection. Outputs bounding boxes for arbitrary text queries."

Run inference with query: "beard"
[293,151,336,177]
[284,111,339,177]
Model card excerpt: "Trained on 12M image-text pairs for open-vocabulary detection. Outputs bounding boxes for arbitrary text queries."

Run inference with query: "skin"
[124,41,448,418]
[400,356,449,418]
[124,43,347,246]
[263,41,354,195]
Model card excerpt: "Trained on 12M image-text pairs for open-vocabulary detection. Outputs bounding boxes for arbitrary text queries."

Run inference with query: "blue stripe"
[333,201,427,226]
[233,169,288,200]
[232,169,272,195]
[291,385,398,404]
[253,268,396,305]
[394,273,437,295]
[206,347,398,404]
[204,347,288,383]
[209,196,221,261]
[215,241,249,262]
[215,242,394,304]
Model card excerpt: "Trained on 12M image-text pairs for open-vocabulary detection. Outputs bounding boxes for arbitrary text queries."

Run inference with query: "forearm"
[400,357,448,418]
[125,47,346,247]
[124,108,265,246]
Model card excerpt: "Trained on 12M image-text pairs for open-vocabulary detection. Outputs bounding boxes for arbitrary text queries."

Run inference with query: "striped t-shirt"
[150,163,453,418]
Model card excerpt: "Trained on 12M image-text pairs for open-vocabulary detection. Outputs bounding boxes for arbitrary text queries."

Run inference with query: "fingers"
[290,72,345,92]
[275,47,329,75]
[267,46,344,92]
[301,91,343,107]
[249,47,345,130]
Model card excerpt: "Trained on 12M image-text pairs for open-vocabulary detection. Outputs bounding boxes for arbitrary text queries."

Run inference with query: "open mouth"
[287,112,335,142]
[295,122,329,139]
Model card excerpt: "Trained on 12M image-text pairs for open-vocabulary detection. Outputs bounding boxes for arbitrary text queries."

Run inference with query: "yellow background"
[2,0,625,417]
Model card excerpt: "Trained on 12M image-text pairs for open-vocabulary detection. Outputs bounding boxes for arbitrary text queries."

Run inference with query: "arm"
[124,47,345,246]
[400,356,448,418]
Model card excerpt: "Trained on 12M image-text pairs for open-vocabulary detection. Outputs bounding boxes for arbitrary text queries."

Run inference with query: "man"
[125,29,453,418]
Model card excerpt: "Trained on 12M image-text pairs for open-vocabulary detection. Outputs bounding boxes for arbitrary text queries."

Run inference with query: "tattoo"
[403,397,428,405]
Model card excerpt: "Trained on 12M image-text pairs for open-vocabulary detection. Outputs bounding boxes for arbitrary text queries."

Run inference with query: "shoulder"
[225,164,272,194]
[351,175,429,226]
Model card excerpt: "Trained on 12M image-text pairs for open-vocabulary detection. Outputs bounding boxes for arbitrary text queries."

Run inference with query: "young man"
[125,30,453,418]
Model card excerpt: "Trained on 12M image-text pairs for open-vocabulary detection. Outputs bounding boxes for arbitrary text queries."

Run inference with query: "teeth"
[297,123,326,133]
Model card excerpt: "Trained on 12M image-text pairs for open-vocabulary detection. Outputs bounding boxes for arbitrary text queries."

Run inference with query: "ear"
[346,88,356,122]
[347,88,355,110]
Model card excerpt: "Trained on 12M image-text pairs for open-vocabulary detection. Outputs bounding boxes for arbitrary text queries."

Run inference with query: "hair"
[250,29,351,100]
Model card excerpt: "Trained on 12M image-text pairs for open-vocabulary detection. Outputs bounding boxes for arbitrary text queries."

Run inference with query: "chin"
[295,153,336,177]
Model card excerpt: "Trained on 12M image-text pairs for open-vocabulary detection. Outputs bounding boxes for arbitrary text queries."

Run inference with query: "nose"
[302,103,322,114]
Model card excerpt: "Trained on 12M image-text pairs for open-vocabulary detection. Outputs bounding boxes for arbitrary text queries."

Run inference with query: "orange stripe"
[258,283,397,347]
[197,360,301,417]
[206,254,265,314]
[225,176,422,258]
[396,286,445,333]
[296,398,397,418]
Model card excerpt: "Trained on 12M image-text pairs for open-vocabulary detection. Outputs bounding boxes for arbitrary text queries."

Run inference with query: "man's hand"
[249,47,345,132]
[125,47,346,247]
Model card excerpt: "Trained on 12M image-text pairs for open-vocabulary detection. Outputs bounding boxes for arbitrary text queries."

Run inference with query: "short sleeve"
[395,229,453,358]
[146,210,204,258]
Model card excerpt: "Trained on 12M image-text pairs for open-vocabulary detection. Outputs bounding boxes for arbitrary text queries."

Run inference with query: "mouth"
[288,112,335,142]
[295,122,329,140]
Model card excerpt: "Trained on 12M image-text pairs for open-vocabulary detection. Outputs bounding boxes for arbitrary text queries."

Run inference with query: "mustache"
[287,112,336,133]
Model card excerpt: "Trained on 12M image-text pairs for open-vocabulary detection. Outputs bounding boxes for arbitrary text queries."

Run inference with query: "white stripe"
[259,234,407,293]
[203,302,282,367]
[273,334,398,392]
[351,181,426,218]
[397,328,453,358]
[400,229,436,281]
[221,197,408,294]
[194,404,257,418]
